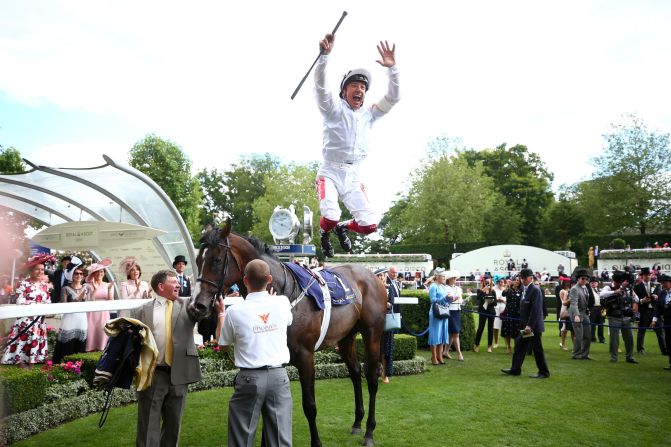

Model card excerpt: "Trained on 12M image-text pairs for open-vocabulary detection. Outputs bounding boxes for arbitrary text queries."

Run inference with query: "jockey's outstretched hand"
[320,33,334,54]
[376,40,396,67]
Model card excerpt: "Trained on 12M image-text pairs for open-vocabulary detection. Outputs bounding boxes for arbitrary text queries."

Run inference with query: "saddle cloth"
[284,262,355,309]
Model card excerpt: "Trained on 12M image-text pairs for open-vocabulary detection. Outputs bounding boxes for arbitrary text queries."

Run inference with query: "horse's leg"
[359,326,382,447]
[337,332,365,436]
[293,348,322,447]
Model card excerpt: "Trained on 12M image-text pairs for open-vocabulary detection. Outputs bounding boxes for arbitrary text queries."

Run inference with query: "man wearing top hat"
[650,273,671,370]
[601,271,638,363]
[569,268,592,360]
[172,255,191,298]
[633,267,667,355]
[314,32,400,257]
[501,268,550,378]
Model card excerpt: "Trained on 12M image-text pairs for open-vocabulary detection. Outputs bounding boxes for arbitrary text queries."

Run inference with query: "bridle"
[197,236,240,305]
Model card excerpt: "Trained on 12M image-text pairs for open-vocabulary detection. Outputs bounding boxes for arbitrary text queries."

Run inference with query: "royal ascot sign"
[449,244,578,277]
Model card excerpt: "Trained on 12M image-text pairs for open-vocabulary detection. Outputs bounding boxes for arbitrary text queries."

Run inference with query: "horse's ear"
[219,219,232,238]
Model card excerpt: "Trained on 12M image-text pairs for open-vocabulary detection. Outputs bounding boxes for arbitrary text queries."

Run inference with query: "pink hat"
[119,256,138,277]
[23,253,55,271]
[86,258,113,283]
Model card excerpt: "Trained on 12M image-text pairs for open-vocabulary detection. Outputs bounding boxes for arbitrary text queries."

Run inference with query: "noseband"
[197,236,240,305]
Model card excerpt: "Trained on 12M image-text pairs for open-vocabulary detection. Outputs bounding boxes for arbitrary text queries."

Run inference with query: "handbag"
[384,312,402,331]
[559,305,569,320]
[432,302,450,319]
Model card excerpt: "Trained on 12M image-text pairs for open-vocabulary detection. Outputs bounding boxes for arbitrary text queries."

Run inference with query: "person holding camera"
[650,273,671,370]
[601,271,638,364]
[473,276,497,353]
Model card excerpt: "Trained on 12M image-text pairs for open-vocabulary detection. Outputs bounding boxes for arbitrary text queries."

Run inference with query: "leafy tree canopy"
[128,134,203,239]
[0,145,26,174]
[459,143,554,245]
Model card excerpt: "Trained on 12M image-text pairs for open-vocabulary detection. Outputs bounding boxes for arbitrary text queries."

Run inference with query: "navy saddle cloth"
[284,263,355,309]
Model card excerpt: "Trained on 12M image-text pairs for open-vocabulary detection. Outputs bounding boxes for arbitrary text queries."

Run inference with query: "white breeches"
[315,162,377,226]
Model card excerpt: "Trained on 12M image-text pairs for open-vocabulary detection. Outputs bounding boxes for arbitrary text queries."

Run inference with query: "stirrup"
[334,222,352,252]
[320,230,334,257]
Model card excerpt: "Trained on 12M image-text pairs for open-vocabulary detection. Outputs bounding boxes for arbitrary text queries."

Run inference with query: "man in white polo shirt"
[215,259,293,447]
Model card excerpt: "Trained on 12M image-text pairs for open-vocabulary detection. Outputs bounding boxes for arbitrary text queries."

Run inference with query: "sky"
[2,0,671,220]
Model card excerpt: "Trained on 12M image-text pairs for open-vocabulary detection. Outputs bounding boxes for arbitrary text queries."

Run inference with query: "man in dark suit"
[650,273,671,370]
[634,267,667,355]
[502,268,550,378]
[569,268,592,360]
[130,269,202,447]
[173,255,192,298]
[50,255,71,303]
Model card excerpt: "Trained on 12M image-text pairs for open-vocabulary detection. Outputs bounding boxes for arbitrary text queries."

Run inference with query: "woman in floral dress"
[1,254,54,364]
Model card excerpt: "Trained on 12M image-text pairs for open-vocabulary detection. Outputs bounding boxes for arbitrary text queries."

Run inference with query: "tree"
[386,153,505,245]
[250,162,320,244]
[198,154,281,235]
[128,134,203,239]
[0,146,32,265]
[0,145,26,174]
[590,114,671,234]
[540,197,586,250]
[460,144,554,245]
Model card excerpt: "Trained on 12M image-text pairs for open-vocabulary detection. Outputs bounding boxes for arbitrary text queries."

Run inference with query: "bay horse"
[189,221,387,447]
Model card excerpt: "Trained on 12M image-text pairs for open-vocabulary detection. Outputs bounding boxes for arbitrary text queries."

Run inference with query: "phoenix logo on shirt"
[258,313,270,324]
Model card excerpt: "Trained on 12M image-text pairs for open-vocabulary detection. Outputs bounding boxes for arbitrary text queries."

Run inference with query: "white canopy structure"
[0,155,197,279]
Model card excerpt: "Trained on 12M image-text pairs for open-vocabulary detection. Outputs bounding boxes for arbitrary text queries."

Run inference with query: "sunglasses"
[73,272,84,276]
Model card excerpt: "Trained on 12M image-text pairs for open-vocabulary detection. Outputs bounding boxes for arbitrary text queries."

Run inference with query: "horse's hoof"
[351,427,362,435]
[361,437,374,447]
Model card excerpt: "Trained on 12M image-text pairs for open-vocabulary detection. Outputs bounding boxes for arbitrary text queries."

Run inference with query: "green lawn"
[12,337,671,447]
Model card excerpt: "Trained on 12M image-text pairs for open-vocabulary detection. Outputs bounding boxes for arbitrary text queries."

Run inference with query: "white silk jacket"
[314,54,400,165]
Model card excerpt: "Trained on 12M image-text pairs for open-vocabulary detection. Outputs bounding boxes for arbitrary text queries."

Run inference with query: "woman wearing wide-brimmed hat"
[52,260,88,363]
[443,271,464,362]
[1,254,54,364]
[84,258,114,352]
[428,269,450,365]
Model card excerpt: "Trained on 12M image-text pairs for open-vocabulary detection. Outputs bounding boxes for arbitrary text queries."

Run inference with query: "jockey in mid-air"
[314,32,400,257]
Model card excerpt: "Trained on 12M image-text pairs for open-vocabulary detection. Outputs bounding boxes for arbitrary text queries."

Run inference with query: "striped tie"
[165,300,173,366]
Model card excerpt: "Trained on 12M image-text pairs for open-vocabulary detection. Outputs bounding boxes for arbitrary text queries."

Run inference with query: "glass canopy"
[0,155,197,278]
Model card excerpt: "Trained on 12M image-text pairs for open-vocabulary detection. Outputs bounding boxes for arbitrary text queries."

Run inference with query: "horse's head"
[189,220,243,319]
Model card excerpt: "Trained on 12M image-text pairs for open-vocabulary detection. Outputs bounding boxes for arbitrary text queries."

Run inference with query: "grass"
[11,333,671,447]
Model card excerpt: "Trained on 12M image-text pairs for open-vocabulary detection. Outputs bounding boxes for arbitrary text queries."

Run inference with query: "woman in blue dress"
[428,270,450,365]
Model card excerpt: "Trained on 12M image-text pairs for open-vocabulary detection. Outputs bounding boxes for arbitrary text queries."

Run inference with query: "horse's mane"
[200,229,279,261]
[240,234,279,260]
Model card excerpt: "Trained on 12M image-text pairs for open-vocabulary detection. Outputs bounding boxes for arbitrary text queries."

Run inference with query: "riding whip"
[290,10,348,100]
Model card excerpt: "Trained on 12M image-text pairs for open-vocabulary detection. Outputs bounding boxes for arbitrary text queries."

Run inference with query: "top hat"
[519,268,534,278]
[574,268,590,279]
[612,270,632,282]
[173,255,188,267]
[639,267,651,275]
[658,273,671,283]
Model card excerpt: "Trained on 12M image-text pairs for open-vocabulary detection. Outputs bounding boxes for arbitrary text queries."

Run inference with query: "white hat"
[444,270,460,280]
[340,68,372,96]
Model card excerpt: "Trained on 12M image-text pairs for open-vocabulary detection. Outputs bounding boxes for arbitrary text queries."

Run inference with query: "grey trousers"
[572,316,592,358]
[228,367,292,447]
[136,368,187,447]
[608,316,634,361]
